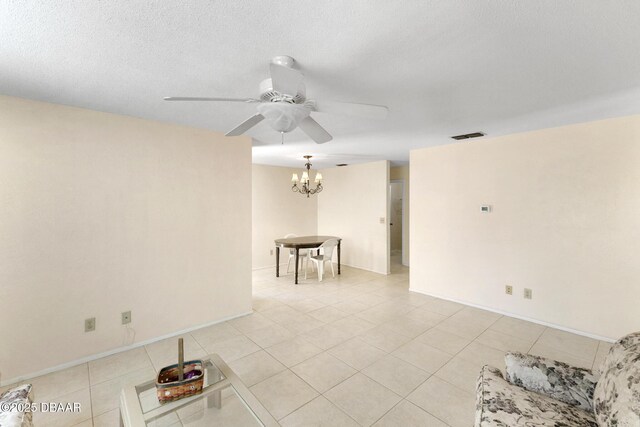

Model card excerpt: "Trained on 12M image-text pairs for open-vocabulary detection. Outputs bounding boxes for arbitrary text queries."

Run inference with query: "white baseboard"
[408,287,616,343]
[253,261,388,276]
[1,310,253,387]
[340,261,389,276]
[252,263,288,272]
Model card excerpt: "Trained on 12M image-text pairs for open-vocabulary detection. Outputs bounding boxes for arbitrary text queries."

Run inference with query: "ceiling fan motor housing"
[271,55,296,68]
[259,78,306,104]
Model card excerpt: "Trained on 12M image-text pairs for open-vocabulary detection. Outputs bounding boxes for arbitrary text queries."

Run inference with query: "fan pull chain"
[281,132,284,145]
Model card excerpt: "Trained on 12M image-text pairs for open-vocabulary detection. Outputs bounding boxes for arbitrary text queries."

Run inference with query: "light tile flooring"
[4,262,612,426]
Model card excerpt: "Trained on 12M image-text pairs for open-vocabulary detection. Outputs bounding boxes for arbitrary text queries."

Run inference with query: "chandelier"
[291,155,323,198]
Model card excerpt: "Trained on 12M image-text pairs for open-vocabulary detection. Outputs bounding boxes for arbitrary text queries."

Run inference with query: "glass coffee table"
[120,353,278,426]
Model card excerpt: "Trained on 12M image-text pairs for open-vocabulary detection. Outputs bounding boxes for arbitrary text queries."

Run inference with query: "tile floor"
[4,262,612,426]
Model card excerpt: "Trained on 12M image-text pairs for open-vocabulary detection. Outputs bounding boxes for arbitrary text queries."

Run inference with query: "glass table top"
[121,355,276,427]
[143,388,263,427]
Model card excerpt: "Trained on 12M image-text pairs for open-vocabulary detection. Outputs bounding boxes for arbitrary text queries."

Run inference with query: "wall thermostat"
[480,205,492,213]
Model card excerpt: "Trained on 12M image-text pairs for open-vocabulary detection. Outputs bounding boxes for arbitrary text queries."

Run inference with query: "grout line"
[371,396,453,427]
[247,272,410,422]
[351,355,449,426]
[407,311,503,397]
[263,368,319,421]
[367,397,404,425]
[590,341,603,372]
[526,326,548,354]
[143,342,156,374]
[86,363,95,427]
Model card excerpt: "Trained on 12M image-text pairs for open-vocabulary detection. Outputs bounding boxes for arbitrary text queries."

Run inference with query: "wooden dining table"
[274,235,341,284]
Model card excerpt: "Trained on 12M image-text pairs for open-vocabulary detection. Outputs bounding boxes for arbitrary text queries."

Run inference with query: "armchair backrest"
[283,234,298,253]
[593,331,640,426]
[319,238,338,259]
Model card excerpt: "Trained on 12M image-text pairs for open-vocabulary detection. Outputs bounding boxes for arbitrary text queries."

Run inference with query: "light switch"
[379,217,385,224]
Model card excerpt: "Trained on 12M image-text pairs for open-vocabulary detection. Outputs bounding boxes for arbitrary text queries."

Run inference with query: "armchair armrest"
[505,352,598,412]
[0,384,33,427]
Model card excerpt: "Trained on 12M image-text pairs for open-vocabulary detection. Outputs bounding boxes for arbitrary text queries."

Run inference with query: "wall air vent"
[451,132,485,141]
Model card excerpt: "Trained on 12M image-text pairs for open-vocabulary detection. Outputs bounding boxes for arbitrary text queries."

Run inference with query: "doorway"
[389,181,404,267]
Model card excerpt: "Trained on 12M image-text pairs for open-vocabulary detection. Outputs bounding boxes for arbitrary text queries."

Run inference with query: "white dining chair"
[283,234,312,274]
[305,238,338,282]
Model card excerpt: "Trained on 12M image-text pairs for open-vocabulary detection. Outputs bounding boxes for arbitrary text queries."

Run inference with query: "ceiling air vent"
[336,164,348,167]
[451,132,485,141]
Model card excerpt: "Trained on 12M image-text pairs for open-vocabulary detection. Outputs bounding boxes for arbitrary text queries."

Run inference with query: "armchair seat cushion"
[476,365,597,427]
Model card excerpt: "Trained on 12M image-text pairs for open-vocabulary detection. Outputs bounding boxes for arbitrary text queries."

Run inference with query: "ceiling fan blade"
[269,63,304,96]
[298,116,333,144]
[225,114,265,136]
[312,100,388,120]
[164,97,262,103]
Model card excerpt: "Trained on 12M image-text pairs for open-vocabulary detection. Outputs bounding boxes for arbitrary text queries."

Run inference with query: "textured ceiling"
[2,1,640,168]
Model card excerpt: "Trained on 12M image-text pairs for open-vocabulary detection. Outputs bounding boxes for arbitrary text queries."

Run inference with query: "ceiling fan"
[164,56,388,144]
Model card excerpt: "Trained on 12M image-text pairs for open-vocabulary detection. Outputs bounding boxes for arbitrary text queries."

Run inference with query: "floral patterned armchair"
[0,384,33,427]
[475,331,640,426]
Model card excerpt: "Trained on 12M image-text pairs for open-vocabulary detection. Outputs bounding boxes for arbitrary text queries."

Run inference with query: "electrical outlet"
[121,311,132,325]
[524,288,533,299]
[85,317,96,332]
[505,285,513,295]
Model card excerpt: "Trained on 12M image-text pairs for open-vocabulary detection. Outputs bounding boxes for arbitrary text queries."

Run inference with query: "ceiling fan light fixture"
[257,103,310,133]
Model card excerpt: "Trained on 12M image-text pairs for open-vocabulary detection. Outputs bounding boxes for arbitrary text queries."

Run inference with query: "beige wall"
[410,114,640,340]
[390,166,410,266]
[318,161,390,274]
[252,164,318,270]
[0,96,252,382]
